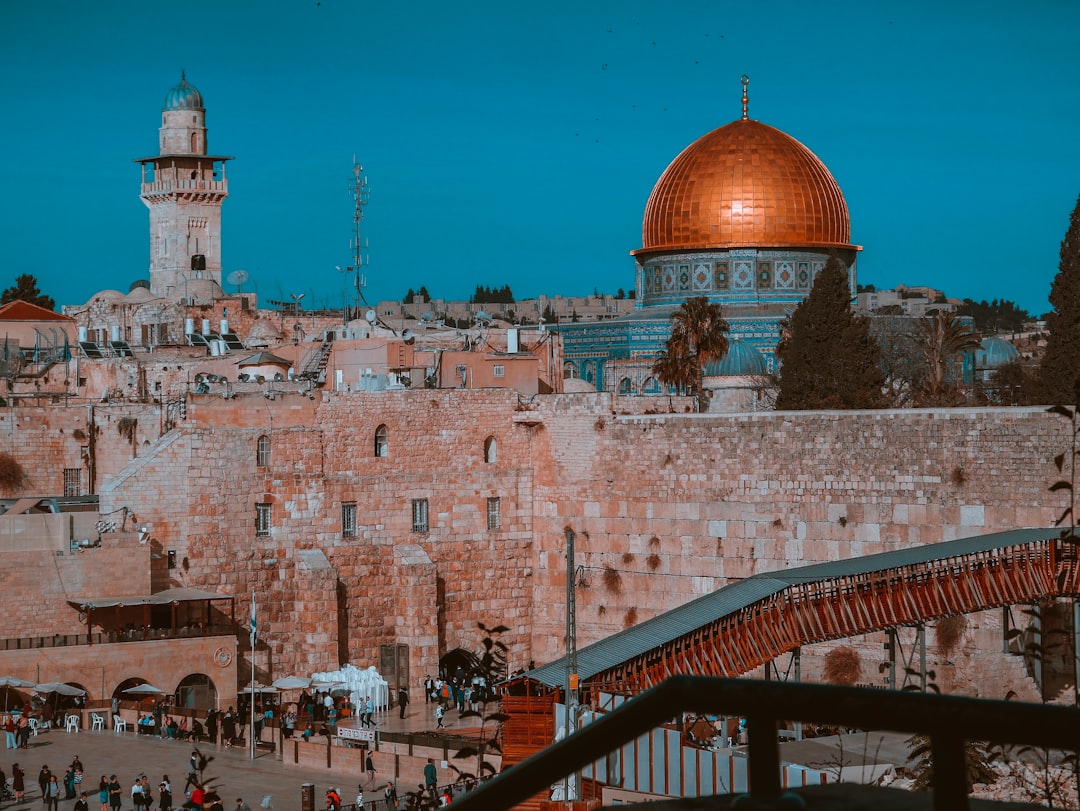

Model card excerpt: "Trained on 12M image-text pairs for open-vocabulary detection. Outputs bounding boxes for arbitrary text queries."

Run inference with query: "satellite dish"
[402,330,415,345]
[226,269,249,293]
[365,310,377,324]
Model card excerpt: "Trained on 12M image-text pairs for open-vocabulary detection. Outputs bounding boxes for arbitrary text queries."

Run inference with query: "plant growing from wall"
[935,615,967,660]
[623,607,637,628]
[0,452,27,491]
[822,646,862,686]
[602,566,622,594]
[646,553,661,571]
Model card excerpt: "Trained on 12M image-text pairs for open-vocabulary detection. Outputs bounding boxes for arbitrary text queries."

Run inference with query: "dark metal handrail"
[0,625,234,651]
[453,675,1080,811]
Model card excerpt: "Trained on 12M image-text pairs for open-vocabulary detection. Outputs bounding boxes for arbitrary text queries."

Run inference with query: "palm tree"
[653,297,729,411]
[913,311,982,406]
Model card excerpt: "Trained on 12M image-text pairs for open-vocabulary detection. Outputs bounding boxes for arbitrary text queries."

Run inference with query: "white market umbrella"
[239,683,278,695]
[123,683,168,695]
[0,676,35,688]
[270,676,311,690]
[34,682,86,697]
[0,675,36,710]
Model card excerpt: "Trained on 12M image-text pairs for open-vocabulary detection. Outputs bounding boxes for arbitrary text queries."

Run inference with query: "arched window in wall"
[618,378,634,395]
[191,133,198,152]
[374,425,389,458]
[256,435,270,467]
[483,436,497,463]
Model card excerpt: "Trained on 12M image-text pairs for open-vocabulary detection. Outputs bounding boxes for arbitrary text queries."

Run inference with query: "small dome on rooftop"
[704,340,767,376]
[976,337,1019,369]
[164,71,204,111]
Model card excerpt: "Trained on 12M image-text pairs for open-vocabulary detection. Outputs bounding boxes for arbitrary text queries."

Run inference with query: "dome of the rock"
[635,118,855,254]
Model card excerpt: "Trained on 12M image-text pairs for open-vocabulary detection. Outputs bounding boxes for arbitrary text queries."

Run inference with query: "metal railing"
[452,675,1080,811]
[0,625,234,651]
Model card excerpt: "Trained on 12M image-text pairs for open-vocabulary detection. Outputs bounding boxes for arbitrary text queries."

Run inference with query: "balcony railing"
[453,676,1080,811]
[141,180,226,194]
[0,624,235,651]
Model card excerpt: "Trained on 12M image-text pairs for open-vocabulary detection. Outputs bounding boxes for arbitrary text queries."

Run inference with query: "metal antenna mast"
[348,159,370,315]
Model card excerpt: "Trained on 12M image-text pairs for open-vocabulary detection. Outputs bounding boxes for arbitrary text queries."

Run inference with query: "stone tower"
[136,72,233,302]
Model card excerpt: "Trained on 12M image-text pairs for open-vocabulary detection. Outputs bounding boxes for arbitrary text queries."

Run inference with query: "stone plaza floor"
[1,700,476,811]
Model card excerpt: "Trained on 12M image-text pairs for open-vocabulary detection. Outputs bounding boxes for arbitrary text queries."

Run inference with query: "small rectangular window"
[412,498,429,532]
[492,364,506,378]
[487,497,501,530]
[256,503,272,536]
[342,502,357,538]
[63,468,81,498]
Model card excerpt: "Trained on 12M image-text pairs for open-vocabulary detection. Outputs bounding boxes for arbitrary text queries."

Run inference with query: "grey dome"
[164,72,204,111]
[704,340,767,376]
[976,337,1019,369]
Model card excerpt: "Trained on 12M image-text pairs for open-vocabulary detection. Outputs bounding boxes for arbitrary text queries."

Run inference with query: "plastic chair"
[28,717,38,736]
[65,714,79,733]
[112,715,126,734]
[90,713,105,731]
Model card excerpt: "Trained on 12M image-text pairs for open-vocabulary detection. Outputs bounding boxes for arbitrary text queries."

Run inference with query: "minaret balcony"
[141,179,227,194]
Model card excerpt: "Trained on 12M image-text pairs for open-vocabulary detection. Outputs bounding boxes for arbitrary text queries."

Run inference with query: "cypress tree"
[776,256,887,410]
[1039,193,1080,404]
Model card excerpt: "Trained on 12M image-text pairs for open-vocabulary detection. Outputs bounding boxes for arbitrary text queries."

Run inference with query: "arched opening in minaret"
[190,133,198,152]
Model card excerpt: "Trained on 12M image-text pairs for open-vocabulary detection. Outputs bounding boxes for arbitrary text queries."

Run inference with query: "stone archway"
[176,673,218,711]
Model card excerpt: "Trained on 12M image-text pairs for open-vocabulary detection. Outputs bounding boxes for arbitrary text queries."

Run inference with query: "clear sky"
[1,0,1077,316]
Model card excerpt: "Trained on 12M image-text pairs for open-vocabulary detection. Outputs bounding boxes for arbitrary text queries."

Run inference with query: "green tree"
[403,288,416,304]
[956,298,1031,334]
[1039,193,1080,403]
[912,311,982,407]
[652,297,729,411]
[0,274,55,310]
[418,285,431,301]
[776,257,887,409]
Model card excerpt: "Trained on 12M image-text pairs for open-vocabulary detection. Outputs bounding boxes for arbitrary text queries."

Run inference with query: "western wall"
[1,393,1070,702]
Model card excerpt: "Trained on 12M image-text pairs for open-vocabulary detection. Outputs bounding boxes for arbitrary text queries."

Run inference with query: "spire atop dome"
[740,74,749,120]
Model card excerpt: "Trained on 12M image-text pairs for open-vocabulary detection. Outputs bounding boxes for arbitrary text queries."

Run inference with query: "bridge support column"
[1074,600,1080,708]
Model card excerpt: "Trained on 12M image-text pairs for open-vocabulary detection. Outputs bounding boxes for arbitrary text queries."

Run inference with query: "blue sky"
[1,0,1077,316]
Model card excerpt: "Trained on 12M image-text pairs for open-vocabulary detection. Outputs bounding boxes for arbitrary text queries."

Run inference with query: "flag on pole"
[249,591,257,648]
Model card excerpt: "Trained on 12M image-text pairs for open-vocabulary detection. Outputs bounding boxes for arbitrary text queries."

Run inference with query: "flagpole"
[250,590,256,761]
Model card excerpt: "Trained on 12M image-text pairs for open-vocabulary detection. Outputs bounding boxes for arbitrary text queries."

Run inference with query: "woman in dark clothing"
[13,763,25,802]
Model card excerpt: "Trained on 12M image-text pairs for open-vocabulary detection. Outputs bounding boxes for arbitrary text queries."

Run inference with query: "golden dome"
[634,118,856,255]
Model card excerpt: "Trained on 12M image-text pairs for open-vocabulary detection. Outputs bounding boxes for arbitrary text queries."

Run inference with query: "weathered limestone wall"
[0,542,149,638]
[7,389,1072,701]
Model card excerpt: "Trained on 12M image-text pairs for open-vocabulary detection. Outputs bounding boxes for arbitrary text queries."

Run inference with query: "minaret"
[135,72,233,301]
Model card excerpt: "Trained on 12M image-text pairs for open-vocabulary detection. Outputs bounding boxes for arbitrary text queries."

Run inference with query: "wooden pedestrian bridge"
[490,528,1080,810]
[521,527,1080,697]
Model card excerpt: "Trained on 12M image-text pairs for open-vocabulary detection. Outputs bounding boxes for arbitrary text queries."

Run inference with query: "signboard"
[337,726,376,743]
[569,673,579,690]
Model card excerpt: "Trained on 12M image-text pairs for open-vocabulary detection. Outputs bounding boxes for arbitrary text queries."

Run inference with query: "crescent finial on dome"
[741,74,750,120]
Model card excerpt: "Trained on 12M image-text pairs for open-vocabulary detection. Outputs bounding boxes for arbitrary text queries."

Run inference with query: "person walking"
[45,776,61,811]
[184,752,199,793]
[13,763,26,802]
[364,752,376,786]
[423,759,437,794]
[130,777,144,811]
[158,781,172,811]
[38,765,52,805]
[397,687,408,720]
[434,704,444,729]
[107,775,122,811]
